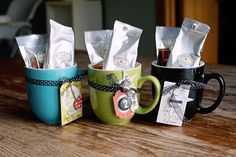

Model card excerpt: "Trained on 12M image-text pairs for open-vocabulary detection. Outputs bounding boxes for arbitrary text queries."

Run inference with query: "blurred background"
[0,0,234,65]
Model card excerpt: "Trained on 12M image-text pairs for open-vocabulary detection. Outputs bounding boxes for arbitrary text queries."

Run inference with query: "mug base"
[101,120,130,125]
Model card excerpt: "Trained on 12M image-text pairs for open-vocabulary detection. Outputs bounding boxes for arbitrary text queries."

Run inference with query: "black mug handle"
[198,73,226,114]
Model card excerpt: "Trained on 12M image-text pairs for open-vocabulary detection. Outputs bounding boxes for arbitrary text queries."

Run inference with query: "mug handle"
[77,69,88,76]
[77,69,89,108]
[198,73,226,114]
[135,75,161,114]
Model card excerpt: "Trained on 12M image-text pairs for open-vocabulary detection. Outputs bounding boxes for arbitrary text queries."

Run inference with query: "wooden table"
[0,52,235,157]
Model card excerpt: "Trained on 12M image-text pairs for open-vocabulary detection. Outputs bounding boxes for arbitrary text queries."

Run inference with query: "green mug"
[88,62,161,125]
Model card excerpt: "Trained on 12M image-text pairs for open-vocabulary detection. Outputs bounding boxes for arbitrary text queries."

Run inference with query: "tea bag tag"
[156,81,193,126]
[60,81,83,126]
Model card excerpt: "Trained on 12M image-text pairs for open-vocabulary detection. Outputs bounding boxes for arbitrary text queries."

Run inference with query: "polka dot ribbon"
[25,75,84,87]
[88,80,141,93]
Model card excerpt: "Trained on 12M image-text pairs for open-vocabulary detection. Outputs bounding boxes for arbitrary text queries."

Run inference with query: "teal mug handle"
[78,69,89,108]
[78,69,88,76]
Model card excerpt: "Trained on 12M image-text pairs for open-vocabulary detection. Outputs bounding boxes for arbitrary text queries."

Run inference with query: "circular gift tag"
[118,97,132,111]
[177,54,193,67]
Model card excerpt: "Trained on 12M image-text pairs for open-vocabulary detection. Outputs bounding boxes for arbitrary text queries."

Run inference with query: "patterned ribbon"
[88,80,141,93]
[25,75,84,87]
[162,80,216,95]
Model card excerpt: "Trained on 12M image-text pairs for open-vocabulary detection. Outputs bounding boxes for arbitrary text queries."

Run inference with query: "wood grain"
[0,52,235,157]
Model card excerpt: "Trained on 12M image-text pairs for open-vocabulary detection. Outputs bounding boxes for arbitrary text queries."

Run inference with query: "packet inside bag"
[84,30,113,68]
[167,18,210,68]
[45,19,74,69]
[16,34,49,69]
[155,26,180,66]
[103,20,143,70]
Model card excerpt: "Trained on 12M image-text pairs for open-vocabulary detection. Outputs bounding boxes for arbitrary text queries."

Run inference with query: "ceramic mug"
[88,62,161,125]
[151,61,225,120]
[25,63,86,124]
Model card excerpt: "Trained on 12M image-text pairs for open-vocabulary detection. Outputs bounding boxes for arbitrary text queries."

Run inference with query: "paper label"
[112,73,139,119]
[113,90,134,119]
[60,81,83,126]
[156,81,193,126]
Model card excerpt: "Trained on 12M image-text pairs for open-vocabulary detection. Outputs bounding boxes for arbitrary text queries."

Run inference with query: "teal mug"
[25,63,86,125]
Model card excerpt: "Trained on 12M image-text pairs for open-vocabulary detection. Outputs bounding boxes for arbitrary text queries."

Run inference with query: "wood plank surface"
[0,52,235,157]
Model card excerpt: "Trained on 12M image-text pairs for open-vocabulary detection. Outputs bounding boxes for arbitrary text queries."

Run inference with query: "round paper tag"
[118,97,132,111]
[177,54,193,67]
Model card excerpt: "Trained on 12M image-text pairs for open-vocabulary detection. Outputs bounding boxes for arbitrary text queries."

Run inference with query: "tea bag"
[103,20,143,70]
[167,18,210,68]
[155,26,180,66]
[15,34,49,68]
[156,26,180,51]
[84,30,113,65]
[46,19,74,69]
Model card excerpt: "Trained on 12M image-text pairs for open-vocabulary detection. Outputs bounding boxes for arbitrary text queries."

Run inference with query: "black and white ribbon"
[162,80,216,96]
[88,73,141,93]
[88,80,141,93]
[25,75,84,87]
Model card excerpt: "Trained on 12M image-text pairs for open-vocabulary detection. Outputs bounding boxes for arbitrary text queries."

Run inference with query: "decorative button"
[118,97,132,111]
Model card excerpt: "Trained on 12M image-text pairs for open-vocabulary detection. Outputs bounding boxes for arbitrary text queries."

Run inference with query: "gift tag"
[60,81,83,126]
[113,90,134,119]
[156,81,193,126]
[110,72,139,119]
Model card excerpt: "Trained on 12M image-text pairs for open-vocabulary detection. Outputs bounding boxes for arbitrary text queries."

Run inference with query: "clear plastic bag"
[16,34,49,69]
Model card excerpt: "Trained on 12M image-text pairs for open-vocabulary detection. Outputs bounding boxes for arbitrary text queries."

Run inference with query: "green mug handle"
[135,75,161,114]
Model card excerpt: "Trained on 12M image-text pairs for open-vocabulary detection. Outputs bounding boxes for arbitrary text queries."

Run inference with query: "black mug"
[151,60,225,120]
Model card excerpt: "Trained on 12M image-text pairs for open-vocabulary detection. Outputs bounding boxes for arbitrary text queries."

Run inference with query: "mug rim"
[151,60,205,69]
[88,62,141,71]
[25,63,78,71]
